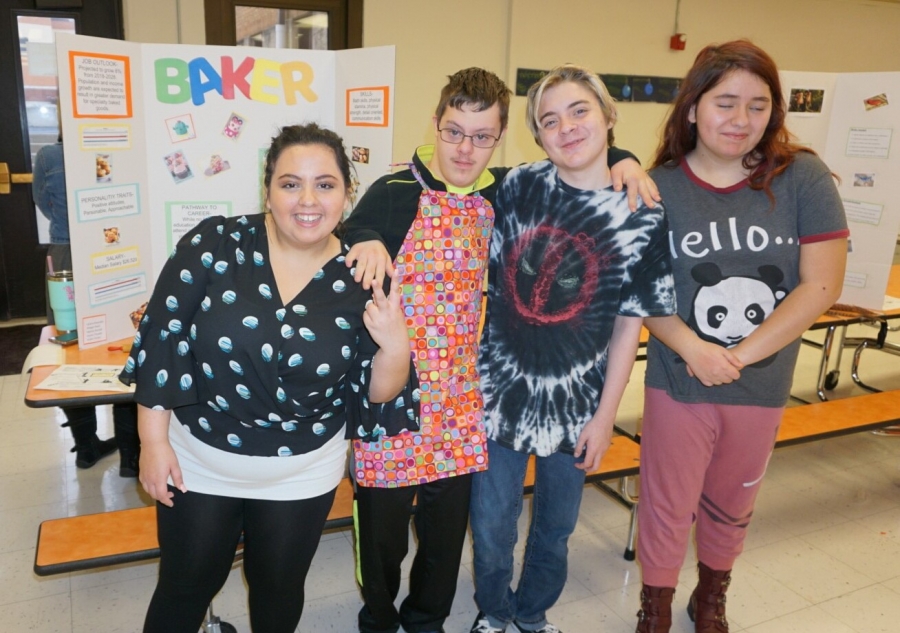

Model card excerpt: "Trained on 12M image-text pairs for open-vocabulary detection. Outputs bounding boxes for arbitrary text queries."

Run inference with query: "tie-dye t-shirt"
[119,214,418,458]
[478,160,676,456]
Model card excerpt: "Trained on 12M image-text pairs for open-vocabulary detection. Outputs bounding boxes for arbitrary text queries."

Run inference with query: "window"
[205,0,361,50]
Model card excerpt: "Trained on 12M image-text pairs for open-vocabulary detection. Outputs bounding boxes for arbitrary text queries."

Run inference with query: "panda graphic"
[687,262,788,368]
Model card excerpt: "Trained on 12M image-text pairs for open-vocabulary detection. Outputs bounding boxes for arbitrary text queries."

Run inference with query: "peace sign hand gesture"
[363,270,409,357]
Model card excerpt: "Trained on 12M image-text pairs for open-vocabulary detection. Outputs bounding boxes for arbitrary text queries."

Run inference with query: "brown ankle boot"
[687,562,731,632]
[635,585,675,632]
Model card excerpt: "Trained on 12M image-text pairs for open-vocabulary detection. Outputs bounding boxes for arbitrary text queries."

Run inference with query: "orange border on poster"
[345,86,390,128]
[69,51,133,119]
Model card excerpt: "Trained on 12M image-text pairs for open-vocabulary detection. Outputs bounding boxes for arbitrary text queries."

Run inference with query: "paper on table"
[884,295,900,312]
[21,344,65,374]
[35,364,134,392]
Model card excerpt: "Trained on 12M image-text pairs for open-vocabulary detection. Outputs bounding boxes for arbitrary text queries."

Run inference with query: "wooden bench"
[34,435,641,577]
[39,385,897,578]
[775,388,900,447]
[622,388,900,447]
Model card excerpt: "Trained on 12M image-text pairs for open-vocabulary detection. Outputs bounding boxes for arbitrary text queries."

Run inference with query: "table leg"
[815,325,840,402]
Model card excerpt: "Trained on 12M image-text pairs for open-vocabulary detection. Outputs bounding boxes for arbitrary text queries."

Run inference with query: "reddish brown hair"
[653,40,813,201]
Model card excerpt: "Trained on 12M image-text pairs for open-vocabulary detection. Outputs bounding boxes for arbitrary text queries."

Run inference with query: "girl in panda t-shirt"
[635,41,849,633]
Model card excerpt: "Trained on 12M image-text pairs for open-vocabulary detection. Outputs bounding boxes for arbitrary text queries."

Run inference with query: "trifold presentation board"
[55,33,394,348]
[782,70,900,311]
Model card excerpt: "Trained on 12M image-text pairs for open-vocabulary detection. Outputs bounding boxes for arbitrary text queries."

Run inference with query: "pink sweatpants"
[637,387,783,588]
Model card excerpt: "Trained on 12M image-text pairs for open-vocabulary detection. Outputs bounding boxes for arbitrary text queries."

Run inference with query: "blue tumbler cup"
[47,270,77,333]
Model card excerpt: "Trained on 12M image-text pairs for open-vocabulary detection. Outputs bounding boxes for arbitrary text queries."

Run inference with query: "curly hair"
[435,67,512,130]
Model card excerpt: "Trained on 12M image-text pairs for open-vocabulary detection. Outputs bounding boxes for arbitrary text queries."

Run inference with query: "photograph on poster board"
[788,88,824,113]
[95,153,112,182]
[103,226,120,243]
[204,153,231,177]
[222,112,246,139]
[351,146,369,163]
[129,301,148,329]
[853,172,875,187]
[166,114,197,143]
[164,150,194,183]
[864,93,888,111]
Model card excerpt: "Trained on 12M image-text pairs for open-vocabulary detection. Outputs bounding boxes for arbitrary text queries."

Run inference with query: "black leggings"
[144,486,336,633]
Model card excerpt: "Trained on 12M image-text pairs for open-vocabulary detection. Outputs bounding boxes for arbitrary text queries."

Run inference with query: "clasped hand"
[684,339,744,386]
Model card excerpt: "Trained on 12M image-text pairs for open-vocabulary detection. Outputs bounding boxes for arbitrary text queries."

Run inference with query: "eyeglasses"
[437,127,501,149]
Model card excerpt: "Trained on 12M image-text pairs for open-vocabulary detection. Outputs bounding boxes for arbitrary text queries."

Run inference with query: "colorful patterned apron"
[353,164,493,487]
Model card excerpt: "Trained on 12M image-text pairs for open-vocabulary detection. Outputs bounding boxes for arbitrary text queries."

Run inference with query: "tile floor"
[1,319,899,632]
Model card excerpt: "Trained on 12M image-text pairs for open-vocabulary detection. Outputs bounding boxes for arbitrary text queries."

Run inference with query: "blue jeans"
[470,438,586,631]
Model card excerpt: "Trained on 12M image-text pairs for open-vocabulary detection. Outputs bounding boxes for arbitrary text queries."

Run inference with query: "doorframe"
[0,0,123,319]
[204,0,362,49]
[10,9,83,172]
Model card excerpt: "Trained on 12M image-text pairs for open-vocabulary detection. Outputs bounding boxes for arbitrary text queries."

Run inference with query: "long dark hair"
[653,40,813,202]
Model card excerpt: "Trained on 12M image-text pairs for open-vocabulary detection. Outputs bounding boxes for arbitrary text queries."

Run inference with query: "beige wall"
[363,0,900,166]
[124,0,900,164]
[362,0,512,164]
[122,0,205,46]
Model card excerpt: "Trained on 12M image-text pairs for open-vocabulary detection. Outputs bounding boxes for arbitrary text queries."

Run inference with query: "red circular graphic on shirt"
[504,226,602,325]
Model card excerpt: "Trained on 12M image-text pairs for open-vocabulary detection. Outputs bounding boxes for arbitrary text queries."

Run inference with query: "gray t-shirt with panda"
[645,152,849,408]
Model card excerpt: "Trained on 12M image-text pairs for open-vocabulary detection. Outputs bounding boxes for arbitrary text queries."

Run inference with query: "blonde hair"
[525,64,617,147]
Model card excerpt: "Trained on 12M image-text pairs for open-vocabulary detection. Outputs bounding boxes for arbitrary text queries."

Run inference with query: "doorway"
[0,0,124,320]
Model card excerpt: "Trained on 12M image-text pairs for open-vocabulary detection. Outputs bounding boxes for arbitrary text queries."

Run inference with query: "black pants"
[144,485,336,633]
[62,402,138,450]
[355,475,473,633]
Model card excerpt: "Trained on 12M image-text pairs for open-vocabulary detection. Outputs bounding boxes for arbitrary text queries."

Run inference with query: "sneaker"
[513,622,562,633]
[470,612,505,633]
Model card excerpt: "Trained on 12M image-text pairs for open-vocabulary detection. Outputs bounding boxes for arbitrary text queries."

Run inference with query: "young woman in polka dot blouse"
[119,123,418,633]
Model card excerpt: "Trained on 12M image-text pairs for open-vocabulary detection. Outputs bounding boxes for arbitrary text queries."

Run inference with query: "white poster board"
[782,70,900,310]
[54,34,394,347]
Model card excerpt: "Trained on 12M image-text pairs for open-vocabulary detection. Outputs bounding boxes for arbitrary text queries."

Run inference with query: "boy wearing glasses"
[343,67,650,633]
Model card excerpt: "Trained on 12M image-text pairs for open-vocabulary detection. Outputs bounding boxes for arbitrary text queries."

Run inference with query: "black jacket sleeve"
[608,146,639,166]
[343,174,421,260]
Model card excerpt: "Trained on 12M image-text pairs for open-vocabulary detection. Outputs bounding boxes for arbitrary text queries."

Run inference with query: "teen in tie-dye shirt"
[469,65,675,633]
